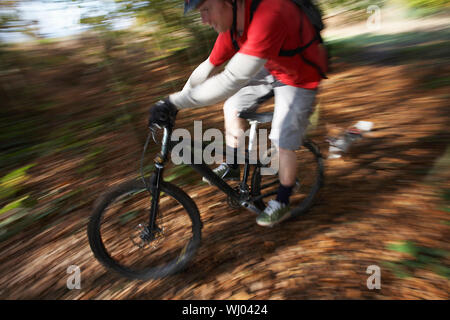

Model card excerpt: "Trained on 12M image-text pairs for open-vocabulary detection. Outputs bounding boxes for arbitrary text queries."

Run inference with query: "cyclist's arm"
[182,58,217,91]
[169,53,267,109]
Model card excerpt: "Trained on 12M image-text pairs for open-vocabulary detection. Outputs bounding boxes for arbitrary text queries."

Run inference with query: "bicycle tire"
[251,140,324,218]
[88,179,202,280]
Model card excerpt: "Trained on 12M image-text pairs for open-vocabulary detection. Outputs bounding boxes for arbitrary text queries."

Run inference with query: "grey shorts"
[223,68,317,150]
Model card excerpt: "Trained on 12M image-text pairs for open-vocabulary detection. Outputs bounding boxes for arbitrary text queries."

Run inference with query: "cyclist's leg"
[223,68,275,151]
[203,68,274,183]
[256,83,317,226]
[270,83,317,197]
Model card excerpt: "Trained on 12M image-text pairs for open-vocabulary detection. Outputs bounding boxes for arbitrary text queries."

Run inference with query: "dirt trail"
[0,12,449,299]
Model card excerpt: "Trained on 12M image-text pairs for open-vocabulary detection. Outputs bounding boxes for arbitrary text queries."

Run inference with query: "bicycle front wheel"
[88,179,202,280]
[251,140,324,218]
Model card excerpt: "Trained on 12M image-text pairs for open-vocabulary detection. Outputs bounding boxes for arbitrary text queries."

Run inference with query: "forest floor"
[0,9,449,299]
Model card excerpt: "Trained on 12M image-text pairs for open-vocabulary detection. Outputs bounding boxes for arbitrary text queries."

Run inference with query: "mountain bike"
[87,110,324,280]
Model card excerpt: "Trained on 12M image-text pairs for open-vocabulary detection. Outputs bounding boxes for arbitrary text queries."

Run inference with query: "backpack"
[231,0,328,79]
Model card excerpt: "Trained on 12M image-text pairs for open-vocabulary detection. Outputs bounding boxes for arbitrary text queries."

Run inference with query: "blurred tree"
[404,0,450,9]
[115,0,216,56]
[319,0,388,16]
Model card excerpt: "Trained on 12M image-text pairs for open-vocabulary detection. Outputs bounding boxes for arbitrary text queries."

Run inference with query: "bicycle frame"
[147,126,264,230]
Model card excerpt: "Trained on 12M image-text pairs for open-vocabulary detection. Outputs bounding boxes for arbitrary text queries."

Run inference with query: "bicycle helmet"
[184,0,207,14]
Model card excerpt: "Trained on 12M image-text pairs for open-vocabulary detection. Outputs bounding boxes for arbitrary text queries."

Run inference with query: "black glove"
[148,98,178,128]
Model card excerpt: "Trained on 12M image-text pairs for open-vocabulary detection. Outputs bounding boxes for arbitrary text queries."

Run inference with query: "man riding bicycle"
[148,0,327,227]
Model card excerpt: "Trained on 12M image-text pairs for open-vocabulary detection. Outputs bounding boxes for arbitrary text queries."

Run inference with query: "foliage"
[385,241,450,279]
[0,196,29,216]
[319,0,449,12]
[404,0,450,9]
[318,0,387,12]
[0,164,34,201]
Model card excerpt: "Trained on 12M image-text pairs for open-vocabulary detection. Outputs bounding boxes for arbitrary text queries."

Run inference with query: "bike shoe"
[202,163,240,185]
[256,200,291,227]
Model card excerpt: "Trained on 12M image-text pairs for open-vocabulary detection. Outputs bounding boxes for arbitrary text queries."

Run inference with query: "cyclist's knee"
[223,99,238,114]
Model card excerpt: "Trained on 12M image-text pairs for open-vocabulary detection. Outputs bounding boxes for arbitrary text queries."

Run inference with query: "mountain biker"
[148,0,327,227]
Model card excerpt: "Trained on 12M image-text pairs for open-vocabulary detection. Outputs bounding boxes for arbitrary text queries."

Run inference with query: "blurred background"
[0,0,449,299]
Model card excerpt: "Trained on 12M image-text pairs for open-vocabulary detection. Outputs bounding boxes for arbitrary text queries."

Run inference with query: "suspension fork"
[148,126,172,232]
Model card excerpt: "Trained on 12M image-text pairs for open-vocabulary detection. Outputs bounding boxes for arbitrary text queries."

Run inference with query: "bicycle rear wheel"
[251,140,324,218]
[88,179,202,280]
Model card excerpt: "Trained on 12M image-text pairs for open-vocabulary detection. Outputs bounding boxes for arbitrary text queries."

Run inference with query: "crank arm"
[240,201,261,215]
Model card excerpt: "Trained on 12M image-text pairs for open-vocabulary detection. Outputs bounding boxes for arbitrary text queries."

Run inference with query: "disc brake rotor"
[130,223,165,249]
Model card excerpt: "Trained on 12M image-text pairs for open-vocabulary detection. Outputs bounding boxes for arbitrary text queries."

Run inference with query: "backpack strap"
[230,0,327,78]
[249,0,263,21]
[230,0,240,51]
[279,7,327,78]
[230,0,263,51]
[300,55,327,79]
[278,34,320,56]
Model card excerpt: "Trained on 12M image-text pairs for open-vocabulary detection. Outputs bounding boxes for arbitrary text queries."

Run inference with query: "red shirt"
[209,0,325,89]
